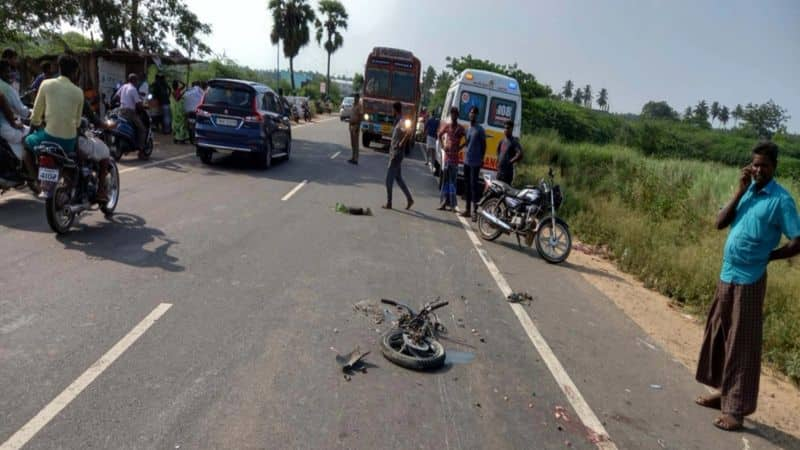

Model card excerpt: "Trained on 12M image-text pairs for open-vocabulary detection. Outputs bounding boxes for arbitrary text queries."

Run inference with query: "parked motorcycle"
[36,121,120,234]
[477,168,572,264]
[105,105,154,161]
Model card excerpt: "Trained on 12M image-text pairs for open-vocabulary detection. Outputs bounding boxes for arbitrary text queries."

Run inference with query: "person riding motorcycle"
[115,73,147,154]
[0,81,28,162]
[24,55,110,203]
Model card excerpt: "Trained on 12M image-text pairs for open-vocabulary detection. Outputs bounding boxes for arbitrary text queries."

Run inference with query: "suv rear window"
[204,85,254,108]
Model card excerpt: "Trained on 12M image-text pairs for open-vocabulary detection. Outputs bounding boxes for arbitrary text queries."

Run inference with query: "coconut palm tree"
[732,104,744,127]
[583,84,592,108]
[314,0,348,97]
[268,0,316,92]
[597,88,609,112]
[719,105,730,129]
[561,80,573,100]
[573,88,583,105]
[710,101,720,126]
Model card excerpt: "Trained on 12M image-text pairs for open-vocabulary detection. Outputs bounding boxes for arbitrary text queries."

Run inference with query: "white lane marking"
[455,216,617,450]
[0,303,172,450]
[118,152,194,174]
[281,180,308,201]
[330,151,341,159]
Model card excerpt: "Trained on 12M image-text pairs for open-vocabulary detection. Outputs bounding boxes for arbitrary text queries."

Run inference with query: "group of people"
[150,74,206,143]
[346,98,524,216]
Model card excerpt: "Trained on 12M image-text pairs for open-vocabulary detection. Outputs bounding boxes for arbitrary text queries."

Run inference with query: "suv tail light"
[245,97,263,123]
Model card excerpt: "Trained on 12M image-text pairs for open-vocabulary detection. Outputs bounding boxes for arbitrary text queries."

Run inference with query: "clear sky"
[185,0,800,131]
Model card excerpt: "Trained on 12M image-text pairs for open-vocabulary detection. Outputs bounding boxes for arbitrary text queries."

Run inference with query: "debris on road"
[335,346,371,381]
[507,292,534,304]
[335,202,373,216]
[554,405,571,423]
[379,298,449,371]
[649,384,663,390]
[353,300,385,325]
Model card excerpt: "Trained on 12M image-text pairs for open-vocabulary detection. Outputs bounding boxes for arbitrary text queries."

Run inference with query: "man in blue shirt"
[423,111,440,167]
[461,106,486,221]
[695,141,800,431]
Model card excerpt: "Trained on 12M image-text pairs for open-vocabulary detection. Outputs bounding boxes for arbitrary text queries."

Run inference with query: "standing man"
[118,74,147,154]
[151,74,172,134]
[0,60,29,120]
[423,109,440,167]
[382,101,414,210]
[347,93,362,165]
[24,55,85,188]
[695,141,800,431]
[496,120,523,184]
[437,106,465,211]
[462,106,486,221]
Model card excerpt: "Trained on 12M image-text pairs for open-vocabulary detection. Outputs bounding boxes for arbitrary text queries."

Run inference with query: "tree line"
[642,99,791,138]
[559,80,609,112]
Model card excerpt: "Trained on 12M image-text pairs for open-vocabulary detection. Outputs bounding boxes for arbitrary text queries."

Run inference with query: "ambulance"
[433,69,522,184]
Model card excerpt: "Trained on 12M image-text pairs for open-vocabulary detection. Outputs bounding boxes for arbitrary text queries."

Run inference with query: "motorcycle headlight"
[403,119,412,130]
[364,113,370,121]
[105,119,116,128]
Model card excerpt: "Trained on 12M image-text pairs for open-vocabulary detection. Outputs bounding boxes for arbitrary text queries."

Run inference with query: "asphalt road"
[0,117,795,450]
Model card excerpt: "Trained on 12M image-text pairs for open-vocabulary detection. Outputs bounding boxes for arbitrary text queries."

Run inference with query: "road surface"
[1,117,795,449]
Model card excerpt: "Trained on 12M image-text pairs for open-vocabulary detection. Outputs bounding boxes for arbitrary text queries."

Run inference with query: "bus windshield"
[391,71,416,103]
[364,68,390,98]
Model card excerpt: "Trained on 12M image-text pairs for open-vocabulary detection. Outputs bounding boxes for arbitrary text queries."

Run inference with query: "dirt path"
[568,242,800,440]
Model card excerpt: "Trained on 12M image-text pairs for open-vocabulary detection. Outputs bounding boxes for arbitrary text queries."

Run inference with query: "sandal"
[712,414,743,431]
[695,393,722,410]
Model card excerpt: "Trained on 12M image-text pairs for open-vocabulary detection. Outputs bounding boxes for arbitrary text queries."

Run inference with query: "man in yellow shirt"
[24,55,84,179]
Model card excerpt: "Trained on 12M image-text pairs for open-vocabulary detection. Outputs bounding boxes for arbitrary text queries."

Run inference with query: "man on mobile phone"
[694,141,800,431]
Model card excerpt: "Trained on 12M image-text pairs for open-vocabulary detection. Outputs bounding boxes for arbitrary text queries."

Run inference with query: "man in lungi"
[695,141,800,431]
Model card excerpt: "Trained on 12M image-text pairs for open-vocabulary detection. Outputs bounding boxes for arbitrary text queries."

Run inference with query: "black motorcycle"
[379,298,449,370]
[36,121,120,234]
[105,99,154,161]
[477,168,572,264]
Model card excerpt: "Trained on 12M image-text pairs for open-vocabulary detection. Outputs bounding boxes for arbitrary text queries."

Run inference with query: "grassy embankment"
[516,131,800,382]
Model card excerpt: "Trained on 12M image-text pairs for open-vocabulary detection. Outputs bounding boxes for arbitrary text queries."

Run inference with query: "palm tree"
[732,104,744,127]
[583,84,592,108]
[683,106,693,121]
[597,88,609,112]
[710,101,720,126]
[719,106,730,129]
[268,0,316,92]
[561,80,573,100]
[314,0,348,98]
[573,88,583,105]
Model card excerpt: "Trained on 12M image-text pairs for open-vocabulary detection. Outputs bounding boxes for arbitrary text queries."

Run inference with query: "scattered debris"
[333,328,339,334]
[507,292,534,304]
[475,402,482,408]
[528,403,534,409]
[335,202,373,216]
[503,395,509,402]
[554,406,571,423]
[649,384,663,390]
[335,346,370,381]
[479,338,486,343]
[353,300,384,324]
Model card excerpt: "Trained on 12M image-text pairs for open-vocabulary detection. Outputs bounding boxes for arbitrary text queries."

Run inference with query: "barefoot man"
[695,141,800,431]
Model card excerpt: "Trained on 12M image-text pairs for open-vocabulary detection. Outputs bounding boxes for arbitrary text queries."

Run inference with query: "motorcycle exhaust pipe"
[480,209,513,232]
[68,202,90,214]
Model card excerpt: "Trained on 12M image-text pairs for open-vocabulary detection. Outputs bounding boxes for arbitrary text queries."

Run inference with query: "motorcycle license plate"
[38,167,59,183]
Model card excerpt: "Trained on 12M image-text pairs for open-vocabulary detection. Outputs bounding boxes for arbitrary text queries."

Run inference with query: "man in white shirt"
[182,82,204,113]
[117,74,146,152]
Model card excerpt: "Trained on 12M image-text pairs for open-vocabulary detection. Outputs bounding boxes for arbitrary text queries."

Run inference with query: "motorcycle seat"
[493,180,520,197]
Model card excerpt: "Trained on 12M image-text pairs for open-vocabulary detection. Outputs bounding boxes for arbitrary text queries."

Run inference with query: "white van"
[433,69,522,181]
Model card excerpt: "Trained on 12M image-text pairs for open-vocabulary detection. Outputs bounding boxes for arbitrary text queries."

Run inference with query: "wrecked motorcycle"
[477,167,571,264]
[379,299,448,370]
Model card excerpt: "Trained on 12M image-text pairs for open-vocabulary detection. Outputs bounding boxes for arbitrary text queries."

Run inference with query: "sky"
[184,0,800,131]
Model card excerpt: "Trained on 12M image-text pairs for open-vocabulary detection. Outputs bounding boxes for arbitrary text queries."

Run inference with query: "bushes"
[525,100,800,181]
[518,133,800,382]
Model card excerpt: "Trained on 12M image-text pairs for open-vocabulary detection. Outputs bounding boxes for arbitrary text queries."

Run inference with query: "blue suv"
[195,79,292,168]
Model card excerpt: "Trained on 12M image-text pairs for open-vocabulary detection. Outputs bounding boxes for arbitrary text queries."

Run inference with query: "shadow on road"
[0,197,51,233]
[56,213,184,272]
[743,420,800,449]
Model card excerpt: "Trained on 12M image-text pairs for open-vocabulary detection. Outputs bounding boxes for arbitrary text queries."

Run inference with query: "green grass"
[517,132,800,382]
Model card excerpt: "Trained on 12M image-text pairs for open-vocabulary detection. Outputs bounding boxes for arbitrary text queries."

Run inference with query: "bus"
[433,69,522,181]
[359,47,421,148]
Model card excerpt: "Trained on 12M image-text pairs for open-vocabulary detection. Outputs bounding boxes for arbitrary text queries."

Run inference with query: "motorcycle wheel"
[535,216,572,264]
[138,136,153,161]
[100,161,120,216]
[477,198,505,241]
[380,328,446,371]
[45,179,75,234]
